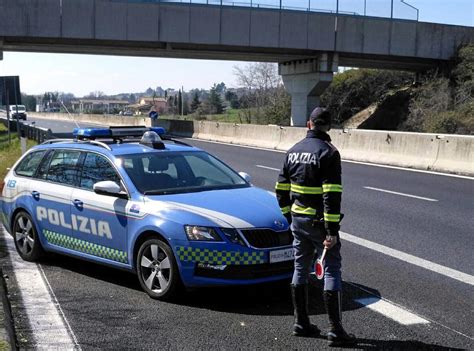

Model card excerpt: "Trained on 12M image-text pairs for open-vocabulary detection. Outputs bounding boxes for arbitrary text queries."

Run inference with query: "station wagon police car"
[0,127,294,299]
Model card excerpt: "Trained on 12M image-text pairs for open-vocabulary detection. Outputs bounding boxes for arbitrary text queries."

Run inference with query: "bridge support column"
[279,54,338,127]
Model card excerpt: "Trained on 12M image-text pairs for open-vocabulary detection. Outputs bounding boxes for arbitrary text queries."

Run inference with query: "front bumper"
[174,242,294,287]
[13,113,26,120]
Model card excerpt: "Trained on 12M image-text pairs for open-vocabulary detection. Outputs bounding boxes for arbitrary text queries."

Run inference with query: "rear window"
[46,150,82,186]
[15,150,48,177]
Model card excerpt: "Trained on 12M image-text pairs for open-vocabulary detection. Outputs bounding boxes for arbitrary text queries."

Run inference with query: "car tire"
[12,211,44,262]
[137,238,182,301]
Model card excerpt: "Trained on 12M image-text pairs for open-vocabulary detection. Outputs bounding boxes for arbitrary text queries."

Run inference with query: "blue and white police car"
[0,127,294,300]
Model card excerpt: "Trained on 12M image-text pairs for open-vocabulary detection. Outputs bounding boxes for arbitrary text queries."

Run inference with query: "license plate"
[269,248,294,263]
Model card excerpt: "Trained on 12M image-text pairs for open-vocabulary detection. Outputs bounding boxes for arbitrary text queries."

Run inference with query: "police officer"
[275,107,356,347]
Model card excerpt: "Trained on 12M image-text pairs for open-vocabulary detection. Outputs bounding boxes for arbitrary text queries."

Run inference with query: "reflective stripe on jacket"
[275,129,342,234]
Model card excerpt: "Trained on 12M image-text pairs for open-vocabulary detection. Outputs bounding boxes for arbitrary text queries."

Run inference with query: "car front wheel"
[13,211,43,261]
[137,238,181,300]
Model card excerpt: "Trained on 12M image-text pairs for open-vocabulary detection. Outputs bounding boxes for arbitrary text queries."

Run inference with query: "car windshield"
[11,106,25,112]
[119,151,249,195]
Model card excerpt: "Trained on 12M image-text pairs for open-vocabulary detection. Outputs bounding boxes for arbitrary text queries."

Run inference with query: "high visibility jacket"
[276,129,342,235]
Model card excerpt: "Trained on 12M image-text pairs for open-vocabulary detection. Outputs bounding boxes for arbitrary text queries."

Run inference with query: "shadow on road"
[21,253,466,350]
[348,339,465,350]
[39,252,381,317]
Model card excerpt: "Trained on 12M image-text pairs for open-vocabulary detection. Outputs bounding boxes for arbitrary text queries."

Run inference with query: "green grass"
[0,124,37,180]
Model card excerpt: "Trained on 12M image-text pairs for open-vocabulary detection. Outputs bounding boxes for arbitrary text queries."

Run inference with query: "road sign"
[0,76,21,106]
[149,111,159,120]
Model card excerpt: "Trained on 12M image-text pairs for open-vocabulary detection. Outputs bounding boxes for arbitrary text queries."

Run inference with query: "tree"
[167,96,176,114]
[207,84,224,114]
[233,62,289,124]
[225,90,240,109]
[85,91,105,99]
[177,90,183,115]
[190,91,201,113]
[21,94,37,111]
[145,87,154,96]
[215,82,227,95]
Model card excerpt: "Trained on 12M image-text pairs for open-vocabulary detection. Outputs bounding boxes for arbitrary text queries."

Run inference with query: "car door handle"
[31,191,40,200]
[73,199,83,209]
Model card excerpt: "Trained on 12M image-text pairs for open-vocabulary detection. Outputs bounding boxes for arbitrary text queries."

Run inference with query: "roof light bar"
[73,126,167,140]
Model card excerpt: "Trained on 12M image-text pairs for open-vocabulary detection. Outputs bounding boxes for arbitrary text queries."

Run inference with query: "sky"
[0,0,472,97]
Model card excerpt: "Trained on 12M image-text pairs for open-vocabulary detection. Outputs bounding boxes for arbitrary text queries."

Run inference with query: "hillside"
[321,44,474,135]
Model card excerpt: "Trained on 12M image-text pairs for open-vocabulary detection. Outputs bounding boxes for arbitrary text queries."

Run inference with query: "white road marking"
[355,297,429,325]
[256,165,280,171]
[1,228,80,349]
[364,186,438,202]
[183,137,474,180]
[266,192,472,285]
[344,160,474,180]
[340,231,474,286]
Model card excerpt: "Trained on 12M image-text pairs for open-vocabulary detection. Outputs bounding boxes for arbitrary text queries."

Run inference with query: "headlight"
[184,226,222,241]
[221,228,246,246]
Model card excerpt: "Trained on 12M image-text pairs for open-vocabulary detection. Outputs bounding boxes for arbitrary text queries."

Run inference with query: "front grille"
[195,260,294,280]
[240,229,293,248]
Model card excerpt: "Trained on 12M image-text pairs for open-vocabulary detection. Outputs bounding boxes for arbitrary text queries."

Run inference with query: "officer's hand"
[323,235,338,249]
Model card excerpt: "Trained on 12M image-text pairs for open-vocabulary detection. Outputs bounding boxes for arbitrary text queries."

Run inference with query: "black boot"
[323,290,357,347]
[291,284,320,337]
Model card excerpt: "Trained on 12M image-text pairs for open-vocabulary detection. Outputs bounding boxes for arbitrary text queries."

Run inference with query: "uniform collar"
[306,129,331,142]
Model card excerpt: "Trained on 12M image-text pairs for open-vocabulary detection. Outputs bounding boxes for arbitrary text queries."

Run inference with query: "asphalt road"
[1,116,473,350]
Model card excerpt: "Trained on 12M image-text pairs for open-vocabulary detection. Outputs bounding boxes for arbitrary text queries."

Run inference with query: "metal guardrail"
[116,0,420,21]
[0,117,53,144]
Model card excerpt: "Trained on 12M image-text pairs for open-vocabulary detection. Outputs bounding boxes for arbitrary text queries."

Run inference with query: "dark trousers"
[290,215,342,291]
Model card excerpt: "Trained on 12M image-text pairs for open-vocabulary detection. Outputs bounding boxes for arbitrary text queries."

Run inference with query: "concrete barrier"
[29,112,151,127]
[27,113,474,176]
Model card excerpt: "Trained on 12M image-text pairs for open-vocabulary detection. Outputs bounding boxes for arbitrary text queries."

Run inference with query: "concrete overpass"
[1,0,473,125]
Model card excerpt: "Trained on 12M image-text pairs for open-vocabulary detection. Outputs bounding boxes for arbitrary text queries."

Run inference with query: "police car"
[0,127,294,300]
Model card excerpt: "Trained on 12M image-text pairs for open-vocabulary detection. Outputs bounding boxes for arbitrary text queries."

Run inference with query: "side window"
[80,153,121,190]
[15,150,47,177]
[46,150,82,185]
[35,151,54,180]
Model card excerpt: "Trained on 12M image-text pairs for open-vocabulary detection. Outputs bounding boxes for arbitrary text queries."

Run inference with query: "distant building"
[128,97,168,115]
[71,99,129,114]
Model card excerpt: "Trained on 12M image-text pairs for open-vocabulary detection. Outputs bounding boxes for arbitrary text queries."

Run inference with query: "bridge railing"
[120,0,419,21]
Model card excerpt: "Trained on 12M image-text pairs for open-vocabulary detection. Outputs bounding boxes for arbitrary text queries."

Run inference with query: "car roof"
[34,140,202,157]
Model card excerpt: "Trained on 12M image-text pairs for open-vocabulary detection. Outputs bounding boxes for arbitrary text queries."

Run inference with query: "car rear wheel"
[13,211,43,261]
[137,238,181,300]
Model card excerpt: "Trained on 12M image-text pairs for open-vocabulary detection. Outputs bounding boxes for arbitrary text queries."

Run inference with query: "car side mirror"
[239,172,252,183]
[93,181,127,198]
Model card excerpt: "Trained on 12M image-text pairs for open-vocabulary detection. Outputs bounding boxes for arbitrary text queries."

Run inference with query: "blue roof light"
[150,127,166,135]
[73,126,167,139]
[73,128,112,138]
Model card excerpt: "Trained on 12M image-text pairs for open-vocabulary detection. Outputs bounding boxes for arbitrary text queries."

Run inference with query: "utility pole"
[13,77,20,140]
[181,86,184,118]
[6,89,10,144]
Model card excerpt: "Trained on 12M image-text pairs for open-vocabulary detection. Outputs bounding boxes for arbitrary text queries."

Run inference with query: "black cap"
[309,107,331,126]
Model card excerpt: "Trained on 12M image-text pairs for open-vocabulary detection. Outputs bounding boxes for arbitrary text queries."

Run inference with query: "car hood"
[145,187,287,230]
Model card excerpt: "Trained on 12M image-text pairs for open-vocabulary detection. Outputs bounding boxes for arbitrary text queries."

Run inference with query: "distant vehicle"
[9,105,27,120]
[45,107,60,113]
[123,111,133,116]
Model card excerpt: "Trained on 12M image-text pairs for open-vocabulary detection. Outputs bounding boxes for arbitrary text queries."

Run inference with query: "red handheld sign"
[315,248,327,280]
